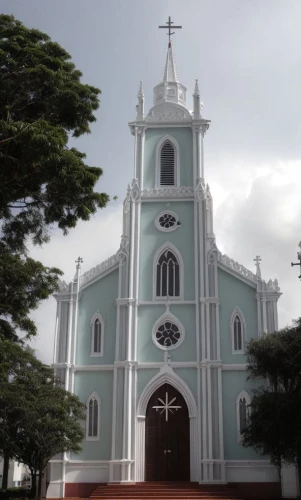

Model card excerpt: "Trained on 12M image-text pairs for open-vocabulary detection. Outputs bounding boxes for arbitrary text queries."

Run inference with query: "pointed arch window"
[90,312,104,357]
[230,307,246,354]
[156,249,180,298]
[236,390,251,441]
[160,140,175,186]
[86,393,100,440]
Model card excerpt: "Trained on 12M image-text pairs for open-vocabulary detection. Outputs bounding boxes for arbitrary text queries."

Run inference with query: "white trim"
[153,241,184,300]
[86,392,101,441]
[135,366,198,482]
[154,210,180,233]
[90,312,104,357]
[217,262,257,288]
[139,300,195,305]
[155,134,180,188]
[230,306,246,355]
[236,390,251,442]
[152,311,185,351]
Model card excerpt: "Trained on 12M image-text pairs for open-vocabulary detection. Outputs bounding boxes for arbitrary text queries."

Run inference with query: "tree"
[0,334,85,498]
[242,319,301,488]
[0,15,109,340]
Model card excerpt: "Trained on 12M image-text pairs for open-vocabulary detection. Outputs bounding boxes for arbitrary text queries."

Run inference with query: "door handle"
[163,449,172,454]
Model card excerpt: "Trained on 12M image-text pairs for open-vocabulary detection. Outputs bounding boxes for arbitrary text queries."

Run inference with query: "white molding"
[152,311,185,351]
[135,366,198,482]
[73,365,114,371]
[86,392,101,441]
[90,312,105,357]
[154,210,180,233]
[155,134,180,188]
[236,390,251,443]
[153,241,184,301]
[222,363,247,371]
[230,306,246,355]
[139,300,196,305]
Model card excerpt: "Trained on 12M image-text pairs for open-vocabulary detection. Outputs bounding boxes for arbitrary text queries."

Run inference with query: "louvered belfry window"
[160,140,175,186]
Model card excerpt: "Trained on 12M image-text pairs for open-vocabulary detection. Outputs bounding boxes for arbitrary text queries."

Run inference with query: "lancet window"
[160,140,175,186]
[156,250,180,297]
[230,307,246,354]
[236,390,250,440]
[90,313,104,356]
[86,393,100,440]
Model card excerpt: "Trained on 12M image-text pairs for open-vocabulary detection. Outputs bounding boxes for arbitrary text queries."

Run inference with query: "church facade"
[47,40,281,498]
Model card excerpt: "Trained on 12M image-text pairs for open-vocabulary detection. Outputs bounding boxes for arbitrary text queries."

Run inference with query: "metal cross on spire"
[159,16,182,43]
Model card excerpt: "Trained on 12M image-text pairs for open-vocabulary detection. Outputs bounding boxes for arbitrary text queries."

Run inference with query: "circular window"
[155,321,180,347]
[152,315,185,351]
[155,211,179,232]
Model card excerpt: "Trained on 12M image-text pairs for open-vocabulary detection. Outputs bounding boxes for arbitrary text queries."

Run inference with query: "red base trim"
[228,482,281,499]
[64,481,281,499]
[65,483,104,497]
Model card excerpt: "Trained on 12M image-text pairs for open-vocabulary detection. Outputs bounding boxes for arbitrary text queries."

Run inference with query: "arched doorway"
[145,383,190,481]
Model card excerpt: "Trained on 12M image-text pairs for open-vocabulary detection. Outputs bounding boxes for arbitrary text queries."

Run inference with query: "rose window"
[155,321,181,347]
[155,211,179,232]
[159,213,177,229]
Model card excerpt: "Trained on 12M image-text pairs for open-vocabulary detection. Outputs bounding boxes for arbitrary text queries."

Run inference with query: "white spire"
[153,41,187,107]
[163,41,178,82]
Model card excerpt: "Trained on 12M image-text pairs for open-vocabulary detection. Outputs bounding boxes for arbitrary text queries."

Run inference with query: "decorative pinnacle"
[138,80,144,98]
[253,255,262,278]
[194,79,200,95]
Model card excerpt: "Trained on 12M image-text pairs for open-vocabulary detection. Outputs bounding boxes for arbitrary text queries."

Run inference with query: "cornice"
[141,186,194,199]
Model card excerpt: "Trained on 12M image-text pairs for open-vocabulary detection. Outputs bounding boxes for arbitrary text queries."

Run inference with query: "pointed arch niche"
[153,242,184,301]
[155,135,180,188]
[90,312,104,357]
[230,307,246,355]
[236,390,251,442]
[135,367,199,482]
[86,392,101,441]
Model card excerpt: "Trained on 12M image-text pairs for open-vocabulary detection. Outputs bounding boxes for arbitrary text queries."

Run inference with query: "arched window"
[86,393,100,440]
[160,140,175,186]
[90,312,104,357]
[236,390,251,441]
[156,249,180,298]
[230,307,246,354]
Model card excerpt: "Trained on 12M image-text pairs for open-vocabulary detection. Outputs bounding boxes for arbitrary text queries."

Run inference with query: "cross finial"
[253,255,262,278]
[159,16,182,44]
[75,256,83,269]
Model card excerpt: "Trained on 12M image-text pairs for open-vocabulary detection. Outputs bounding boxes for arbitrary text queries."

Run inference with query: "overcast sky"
[2,0,301,363]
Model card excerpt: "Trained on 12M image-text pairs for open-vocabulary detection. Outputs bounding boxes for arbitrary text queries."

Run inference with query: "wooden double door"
[145,383,190,481]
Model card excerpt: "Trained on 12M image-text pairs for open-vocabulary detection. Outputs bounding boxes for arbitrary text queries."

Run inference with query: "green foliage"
[0,336,85,498]
[0,15,109,341]
[0,489,32,499]
[242,318,301,469]
[0,247,62,339]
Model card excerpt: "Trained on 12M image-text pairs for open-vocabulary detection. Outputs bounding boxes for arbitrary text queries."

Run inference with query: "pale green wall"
[222,371,262,460]
[174,368,197,401]
[144,127,193,189]
[139,201,195,301]
[72,371,113,460]
[218,268,257,364]
[137,369,159,401]
[76,269,118,365]
[137,305,196,362]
